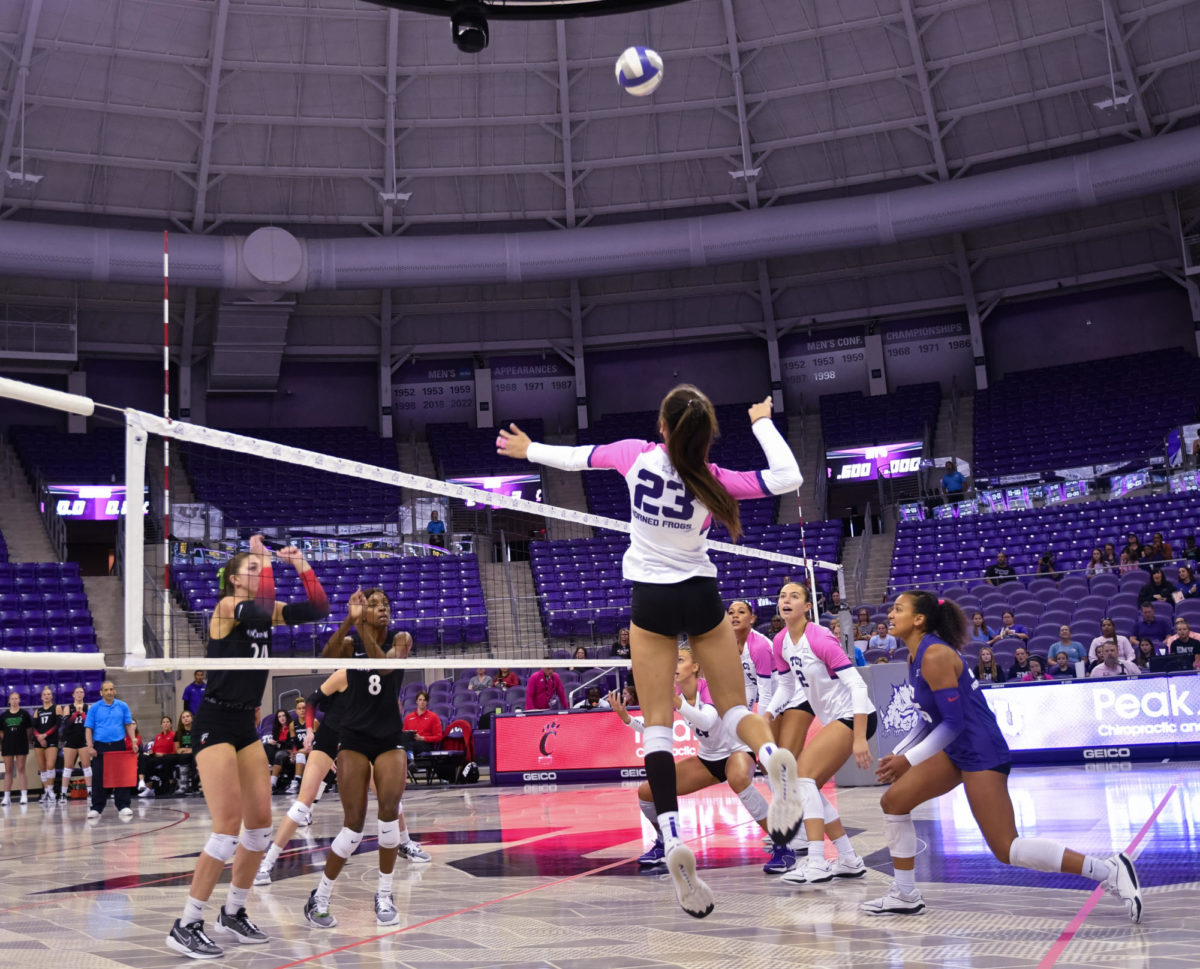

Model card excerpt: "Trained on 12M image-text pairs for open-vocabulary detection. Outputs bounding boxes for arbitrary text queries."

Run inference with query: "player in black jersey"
[167,535,329,961]
[303,588,422,930]
[58,686,92,802]
[2,691,32,807]
[31,687,60,805]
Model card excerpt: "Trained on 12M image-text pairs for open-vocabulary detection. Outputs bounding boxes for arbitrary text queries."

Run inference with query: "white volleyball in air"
[615,46,664,97]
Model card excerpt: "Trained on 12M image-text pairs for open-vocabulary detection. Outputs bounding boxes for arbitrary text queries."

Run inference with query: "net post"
[162,229,171,662]
[124,415,148,664]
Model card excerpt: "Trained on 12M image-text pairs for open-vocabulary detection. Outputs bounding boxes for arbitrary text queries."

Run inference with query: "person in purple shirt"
[181,671,206,715]
[1130,603,1172,644]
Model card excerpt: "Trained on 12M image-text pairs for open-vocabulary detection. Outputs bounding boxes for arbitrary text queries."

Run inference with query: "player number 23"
[632,469,694,520]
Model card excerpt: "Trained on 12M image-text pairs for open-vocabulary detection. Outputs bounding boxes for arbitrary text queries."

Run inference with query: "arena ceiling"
[0,0,1199,363]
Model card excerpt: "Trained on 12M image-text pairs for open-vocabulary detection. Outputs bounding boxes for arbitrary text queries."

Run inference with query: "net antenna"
[0,376,840,671]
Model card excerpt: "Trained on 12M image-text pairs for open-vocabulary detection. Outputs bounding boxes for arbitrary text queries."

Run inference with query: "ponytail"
[905,590,968,649]
[660,384,742,542]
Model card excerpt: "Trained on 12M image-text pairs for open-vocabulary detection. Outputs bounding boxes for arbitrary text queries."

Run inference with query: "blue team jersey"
[910,634,1010,772]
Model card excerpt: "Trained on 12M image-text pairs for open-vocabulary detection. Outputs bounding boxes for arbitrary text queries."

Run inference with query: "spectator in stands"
[984,551,1018,586]
[1133,638,1158,671]
[426,510,446,549]
[975,646,1005,684]
[621,680,638,709]
[181,671,206,715]
[852,608,872,644]
[1165,617,1200,662]
[1176,565,1200,599]
[268,708,298,795]
[767,614,785,638]
[573,687,610,710]
[493,667,520,689]
[1088,618,1134,663]
[868,622,896,653]
[1049,651,1077,679]
[1137,568,1176,606]
[138,715,177,798]
[968,611,993,644]
[525,666,568,711]
[1085,547,1112,577]
[567,646,589,674]
[1118,550,1140,574]
[1131,602,1172,645]
[940,460,965,503]
[468,668,493,692]
[988,610,1030,647]
[1037,551,1063,582]
[1020,656,1052,682]
[1102,542,1118,567]
[1182,535,1200,563]
[1089,642,1139,677]
[829,617,845,644]
[403,691,443,749]
[612,626,631,660]
[175,709,196,794]
[1124,532,1143,563]
[1007,646,1032,681]
[1143,533,1174,565]
[1053,625,1086,664]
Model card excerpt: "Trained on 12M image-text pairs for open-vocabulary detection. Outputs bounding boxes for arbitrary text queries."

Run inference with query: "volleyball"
[615,46,663,96]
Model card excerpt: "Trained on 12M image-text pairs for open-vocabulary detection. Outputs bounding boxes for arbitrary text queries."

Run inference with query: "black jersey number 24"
[632,469,694,520]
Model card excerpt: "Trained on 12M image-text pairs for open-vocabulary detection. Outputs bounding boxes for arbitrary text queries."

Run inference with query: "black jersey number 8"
[368,674,382,696]
[632,469,694,520]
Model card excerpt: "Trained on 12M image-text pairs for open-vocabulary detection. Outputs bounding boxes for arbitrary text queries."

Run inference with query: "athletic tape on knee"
[819,792,840,825]
[377,818,401,849]
[1009,837,1066,873]
[202,832,240,864]
[642,724,673,756]
[797,777,822,821]
[331,826,364,860]
[883,813,917,858]
[82,767,92,779]
[736,784,769,822]
[41,770,53,783]
[720,704,750,739]
[240,826,273,853]
[295,752,306,765]
[286,799,312,825]
[638,798,657,825]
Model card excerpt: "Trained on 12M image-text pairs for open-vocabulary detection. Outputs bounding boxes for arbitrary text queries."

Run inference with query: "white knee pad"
[883,813,917,859]
[82,767,92,779]
[331,826,364,860]
[797,777,822,821]
[286,799,313,826]
[642,724,673,755]
[377,818,401,849]
[240,826,273,853]
[202,832,240,863]
[720,704,751,740]
[819,792,840,825]
[295,752,307,765]
[1009,836,1066,873]
[41,770,53,783]
[736,784,769,822]
[638,798,657,825]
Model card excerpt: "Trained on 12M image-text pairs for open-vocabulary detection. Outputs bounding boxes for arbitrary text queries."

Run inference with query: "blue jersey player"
[862,591,1143,922]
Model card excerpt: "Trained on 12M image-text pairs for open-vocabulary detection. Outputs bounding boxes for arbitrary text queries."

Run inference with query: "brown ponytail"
[660,384,742,542]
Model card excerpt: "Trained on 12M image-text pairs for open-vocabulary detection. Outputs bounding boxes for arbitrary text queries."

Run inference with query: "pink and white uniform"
[740,628,777,709]
[767,622,873,723]
[625,693,750,762]
[525,419,801,584]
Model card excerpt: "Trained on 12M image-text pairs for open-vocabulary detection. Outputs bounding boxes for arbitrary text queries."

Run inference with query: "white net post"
[124,416,147,664]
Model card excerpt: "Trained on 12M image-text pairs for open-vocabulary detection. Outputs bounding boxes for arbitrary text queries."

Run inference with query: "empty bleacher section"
[427,420,545,477]
[172,554,486,654]
[819,383,941,447]
[8,425,126,483]
[182,426,401,527]
[972,349,1200,477]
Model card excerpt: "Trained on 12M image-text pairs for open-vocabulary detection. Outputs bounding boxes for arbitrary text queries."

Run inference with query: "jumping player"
[58,686,92,802]
[303,588,425,930]
[31,687,60,804]
[863,591,1142,920]
[769,583,873,886]
[610,643,772,866]
[166,535,329,960]
[499,386,805,919]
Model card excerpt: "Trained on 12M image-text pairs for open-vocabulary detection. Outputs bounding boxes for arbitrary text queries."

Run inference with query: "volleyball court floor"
[0,762,1192,969]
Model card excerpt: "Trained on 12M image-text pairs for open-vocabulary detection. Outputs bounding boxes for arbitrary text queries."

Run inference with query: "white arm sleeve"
[525,442,595,472]
[895,721,960,766]
[756,672,776,713]
[766,670,795,717]
[891,720,930,758]
[752,419,803,495]
[625,715,646,734]
[677,698,720,732]
[839,666,874,717]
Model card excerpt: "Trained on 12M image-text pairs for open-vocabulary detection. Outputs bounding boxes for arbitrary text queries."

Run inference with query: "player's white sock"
[315,874,335,905]
[181,896,204,925]
[263,843,282,867]
[808,840,825,861]
[657,811,683,850]
[832,834,855,858]
[894,867,917,894]
[378,870,393,892]
[224,885,248,916]
[756,742,778,765]
[1080,855,1116,882]
[396,806,410,844]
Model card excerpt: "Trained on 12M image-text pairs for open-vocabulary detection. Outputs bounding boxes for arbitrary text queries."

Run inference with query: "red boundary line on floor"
[1035,783,1176,969]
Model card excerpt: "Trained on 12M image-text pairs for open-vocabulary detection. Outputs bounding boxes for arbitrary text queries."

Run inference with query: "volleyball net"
[0,376,842,678]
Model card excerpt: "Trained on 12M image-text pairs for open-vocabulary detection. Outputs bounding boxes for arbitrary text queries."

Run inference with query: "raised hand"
[276,545,305,569]
[607,690,630,723]
[248,533,270,558]
[747,396,773,424]
[496,423,532,459]
[347,588,367,622]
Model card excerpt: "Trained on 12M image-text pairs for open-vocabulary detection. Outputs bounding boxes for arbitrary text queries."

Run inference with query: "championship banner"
[779,327,869,407]
[878,316,974,391]
[390,359,475,435]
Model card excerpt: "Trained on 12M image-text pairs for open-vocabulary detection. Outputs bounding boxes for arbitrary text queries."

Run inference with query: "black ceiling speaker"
[451,1,488,53]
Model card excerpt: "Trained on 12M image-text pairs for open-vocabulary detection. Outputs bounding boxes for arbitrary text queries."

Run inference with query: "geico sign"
[1082,748,1130,759]
[1094,684,1193,718]
[522,771,557,781]
[620,768,646,778]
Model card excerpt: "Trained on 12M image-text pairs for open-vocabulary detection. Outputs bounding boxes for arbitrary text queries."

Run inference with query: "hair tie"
[937,599,945,605]
[687,397,701,409]
[216,566,226,588]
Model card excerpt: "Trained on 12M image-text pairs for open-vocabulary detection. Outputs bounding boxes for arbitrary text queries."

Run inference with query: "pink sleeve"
[588,439,657,477]
[694,679,713,705]
[710,463,770,501]
[748,631,775,677]
[771,630,789,674]
[808,624,852,676]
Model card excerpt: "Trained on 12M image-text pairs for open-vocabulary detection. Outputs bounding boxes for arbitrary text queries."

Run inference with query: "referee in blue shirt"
[84,681,136,819]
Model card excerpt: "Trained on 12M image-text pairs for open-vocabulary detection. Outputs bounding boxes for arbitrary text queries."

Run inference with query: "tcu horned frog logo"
[539,720,559,756]
[881,682,930,735]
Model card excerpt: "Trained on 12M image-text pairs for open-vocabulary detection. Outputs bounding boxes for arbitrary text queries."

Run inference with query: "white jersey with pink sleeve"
[740,629,776,708]
[524,418,801,584]
[765,628,809,716]
[778,622,874,724]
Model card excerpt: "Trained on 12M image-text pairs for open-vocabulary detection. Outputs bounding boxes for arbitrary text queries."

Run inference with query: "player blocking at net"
[498,385,805,918]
